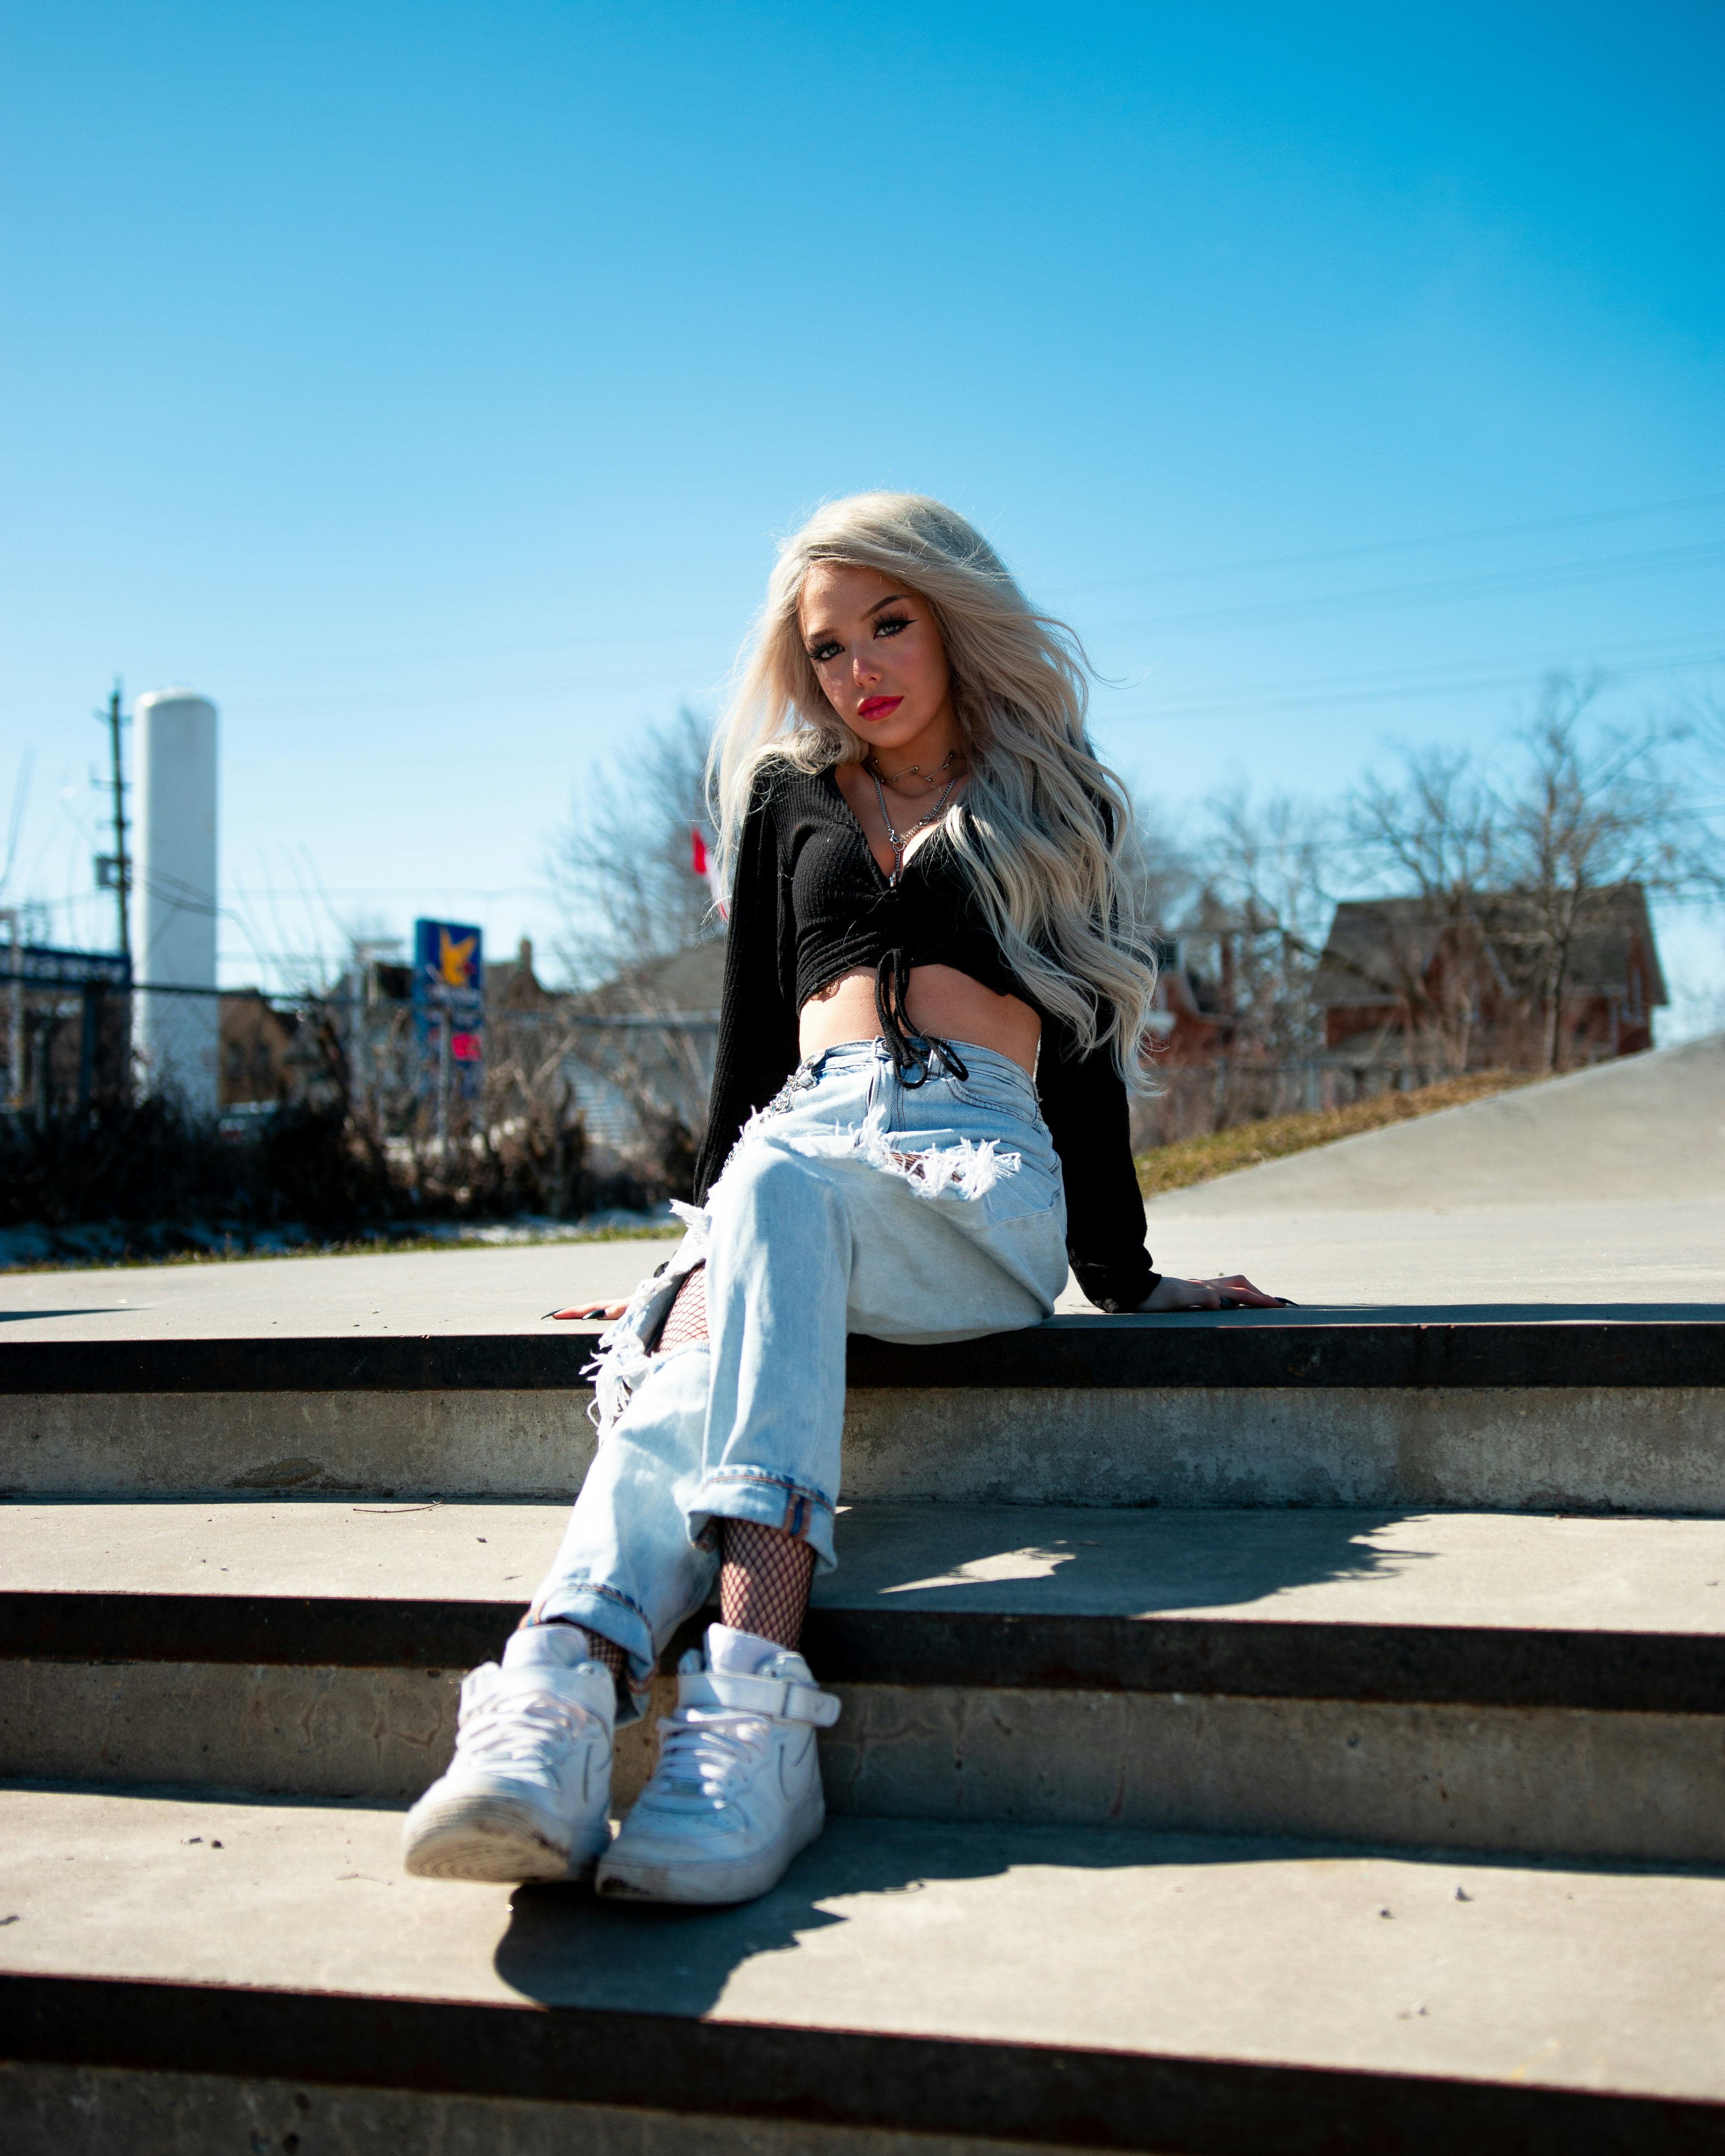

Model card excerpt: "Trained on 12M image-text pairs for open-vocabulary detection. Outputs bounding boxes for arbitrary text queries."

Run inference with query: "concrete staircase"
[4,1312,1725,2152]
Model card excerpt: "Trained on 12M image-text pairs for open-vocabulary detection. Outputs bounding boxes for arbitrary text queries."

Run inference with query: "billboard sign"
[412,918,485,1099]
[0,944,132,989]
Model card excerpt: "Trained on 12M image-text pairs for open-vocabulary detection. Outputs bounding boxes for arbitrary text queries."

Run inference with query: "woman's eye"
[809,640,842,664]
[874,615,910,638]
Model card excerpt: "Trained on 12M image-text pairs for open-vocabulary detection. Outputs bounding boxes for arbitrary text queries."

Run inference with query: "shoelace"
[458,1687,595,1773]
[652,1708,770,1801]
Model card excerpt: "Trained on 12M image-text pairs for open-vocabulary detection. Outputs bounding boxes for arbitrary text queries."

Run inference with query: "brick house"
[1311,882,1666,1069]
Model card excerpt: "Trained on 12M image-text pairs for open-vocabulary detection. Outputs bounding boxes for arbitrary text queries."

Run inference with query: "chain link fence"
[0,971,725,1246]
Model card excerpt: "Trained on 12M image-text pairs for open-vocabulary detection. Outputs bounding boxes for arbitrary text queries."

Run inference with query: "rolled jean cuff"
[690,1468,838,1573]
[527,1580,658,1722]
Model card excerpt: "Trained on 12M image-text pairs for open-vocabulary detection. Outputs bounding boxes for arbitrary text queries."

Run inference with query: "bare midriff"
[797,964,1042,1075]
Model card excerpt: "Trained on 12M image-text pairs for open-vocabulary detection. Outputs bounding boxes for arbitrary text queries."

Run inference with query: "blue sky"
[3,2,1722,1019]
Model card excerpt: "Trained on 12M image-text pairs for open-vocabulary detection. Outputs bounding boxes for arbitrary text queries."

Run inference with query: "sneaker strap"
[680,1666,840,1728]
[490,1660,617,1726]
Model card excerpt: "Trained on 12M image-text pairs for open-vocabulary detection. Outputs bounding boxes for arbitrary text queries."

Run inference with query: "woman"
[402,493,1281,1905]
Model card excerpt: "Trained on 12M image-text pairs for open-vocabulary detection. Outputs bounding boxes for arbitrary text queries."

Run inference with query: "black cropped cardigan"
[690,763,1159,1313]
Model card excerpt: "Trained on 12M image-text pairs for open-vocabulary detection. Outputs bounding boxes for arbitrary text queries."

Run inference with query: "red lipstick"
[856,696,903,720]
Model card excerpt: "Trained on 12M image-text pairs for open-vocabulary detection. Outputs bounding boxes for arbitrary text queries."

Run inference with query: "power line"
[1048,487,1725,597]
[97,488,1725,679]
[1087,539,1725,641]
[224,883,556,900]
[1099,631,1725,727]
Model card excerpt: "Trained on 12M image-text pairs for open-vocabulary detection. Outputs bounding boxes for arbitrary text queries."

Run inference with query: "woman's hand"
[1138,1273,1289,1312]
[548,1301,628,1321]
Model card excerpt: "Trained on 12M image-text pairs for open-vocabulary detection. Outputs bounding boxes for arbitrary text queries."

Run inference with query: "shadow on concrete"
[493,1816,1725,2022]
[0,1309,125,1323]
[816,1504,1423,1620]
[493,1817,1219,2018]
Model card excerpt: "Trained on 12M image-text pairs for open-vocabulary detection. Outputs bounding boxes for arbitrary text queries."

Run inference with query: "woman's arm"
[1036,1022,1160,1312]
[1038,1026,1284,1312]
[691,777,802,1203]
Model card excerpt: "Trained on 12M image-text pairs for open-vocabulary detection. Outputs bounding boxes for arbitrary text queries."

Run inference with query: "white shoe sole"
[595,1794,824,1906]
[401,1792,604,1884]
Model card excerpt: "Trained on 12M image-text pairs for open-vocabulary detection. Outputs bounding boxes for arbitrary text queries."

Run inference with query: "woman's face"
[798,562,956,756]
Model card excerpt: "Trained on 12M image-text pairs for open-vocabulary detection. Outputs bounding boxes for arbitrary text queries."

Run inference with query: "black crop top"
[691,761,1160,1313]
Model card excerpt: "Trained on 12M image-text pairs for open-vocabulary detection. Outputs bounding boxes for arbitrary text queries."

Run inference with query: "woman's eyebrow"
[802,594,911,644]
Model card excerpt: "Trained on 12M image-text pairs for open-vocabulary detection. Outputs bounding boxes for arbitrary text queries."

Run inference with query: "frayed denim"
[528,1039,1069,1719]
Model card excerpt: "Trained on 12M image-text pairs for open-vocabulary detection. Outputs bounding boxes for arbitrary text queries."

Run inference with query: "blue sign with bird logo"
[412,918,485,1097]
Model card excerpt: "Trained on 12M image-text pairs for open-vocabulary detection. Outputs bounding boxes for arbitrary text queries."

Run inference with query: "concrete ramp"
[1158,1033,1725,1216]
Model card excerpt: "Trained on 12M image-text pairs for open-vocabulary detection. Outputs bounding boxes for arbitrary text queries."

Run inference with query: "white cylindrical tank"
[132,689,219,1119]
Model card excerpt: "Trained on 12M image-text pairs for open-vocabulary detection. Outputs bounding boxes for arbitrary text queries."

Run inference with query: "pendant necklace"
[871,762,964,886]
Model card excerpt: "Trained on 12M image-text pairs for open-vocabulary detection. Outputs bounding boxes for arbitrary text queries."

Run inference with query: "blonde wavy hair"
[711,491,1157,1075]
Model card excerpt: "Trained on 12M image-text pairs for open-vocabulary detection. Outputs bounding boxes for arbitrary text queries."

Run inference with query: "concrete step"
[5,1311,1724,1509]
[6,1499,1724,1863]
[4,1782,1723,2155]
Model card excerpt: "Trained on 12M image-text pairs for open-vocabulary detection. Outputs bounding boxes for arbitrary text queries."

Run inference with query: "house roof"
[1312,883,1667,1010]
[574,935,727,1017]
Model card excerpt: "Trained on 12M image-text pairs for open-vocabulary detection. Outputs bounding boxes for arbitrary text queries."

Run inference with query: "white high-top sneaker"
[596,1624,840,1906]
[402,1624,616,1884]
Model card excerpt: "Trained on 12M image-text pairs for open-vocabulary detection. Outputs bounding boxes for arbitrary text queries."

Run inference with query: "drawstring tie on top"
[873,949,969,1088]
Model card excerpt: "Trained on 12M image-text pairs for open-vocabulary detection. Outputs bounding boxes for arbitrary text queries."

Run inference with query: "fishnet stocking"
[721,1518,816,1650]
[578,1628,631,1681]
[657,1263,708,1351]
[530,1615,630,1682]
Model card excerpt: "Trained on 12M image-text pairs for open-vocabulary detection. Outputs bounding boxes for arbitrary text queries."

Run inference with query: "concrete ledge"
[0,2062,1065,2156]
[841,1384,1725,1513]
[8,1577,1725,1857]
[8,1591,1725,1714]
[6,1795,1725,2145]
[4,1314,1722,1394]
[12,1970,1700,2156]
[0,1391,596,1498]
[821,1686,1725,1863]
[5,1657,1720,1860]
[7,1382,1723,1508]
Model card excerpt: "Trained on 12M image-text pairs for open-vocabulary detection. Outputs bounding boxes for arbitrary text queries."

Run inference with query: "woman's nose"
[852,648,882,684]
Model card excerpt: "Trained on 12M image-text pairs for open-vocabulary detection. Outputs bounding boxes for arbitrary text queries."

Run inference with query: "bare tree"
[1344,748,1505,1069]
[549,707,719,990]
[1179,789,1333,1058]
[1337,675,1722,1073]
[1120,797,1201,963]
[1496,674,1720,1069]
[546,708,724,1180]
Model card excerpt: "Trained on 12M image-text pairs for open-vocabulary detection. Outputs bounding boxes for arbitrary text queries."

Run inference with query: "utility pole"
[96,682,131,963]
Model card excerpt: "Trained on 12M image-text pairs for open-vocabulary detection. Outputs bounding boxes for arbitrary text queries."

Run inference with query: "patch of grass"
[1136,1069,1544,1199]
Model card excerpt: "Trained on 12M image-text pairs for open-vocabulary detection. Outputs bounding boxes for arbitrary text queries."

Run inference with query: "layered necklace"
[867,747,966,887]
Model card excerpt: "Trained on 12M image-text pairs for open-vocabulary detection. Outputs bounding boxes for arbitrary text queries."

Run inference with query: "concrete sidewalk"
[1145,1034,1725,1308]
[0,1192,1716,1340]
[1160,1032,1725,1215]
[1,1035,1718,1339]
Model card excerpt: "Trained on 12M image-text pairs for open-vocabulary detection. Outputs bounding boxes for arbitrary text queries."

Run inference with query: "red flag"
[691,826,728,919]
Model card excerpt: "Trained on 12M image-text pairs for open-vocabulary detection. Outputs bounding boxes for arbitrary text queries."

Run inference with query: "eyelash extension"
[809,614,910,664]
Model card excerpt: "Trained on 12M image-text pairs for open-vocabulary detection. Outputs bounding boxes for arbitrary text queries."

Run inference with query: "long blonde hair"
[712,491,1156,1074]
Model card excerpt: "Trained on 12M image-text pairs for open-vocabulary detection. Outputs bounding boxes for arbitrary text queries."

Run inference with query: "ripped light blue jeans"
[528,1038,1069,1719]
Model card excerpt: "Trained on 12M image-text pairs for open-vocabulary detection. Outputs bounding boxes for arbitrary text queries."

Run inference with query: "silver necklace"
[872,765,963,886]
[865,747,961,791]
